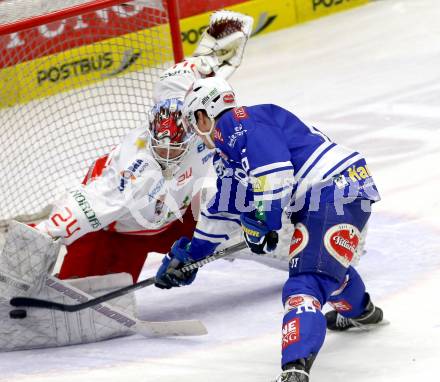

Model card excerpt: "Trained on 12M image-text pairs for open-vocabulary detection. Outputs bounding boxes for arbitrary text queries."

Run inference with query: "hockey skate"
[326,295,385,331]
[274,356,316,382]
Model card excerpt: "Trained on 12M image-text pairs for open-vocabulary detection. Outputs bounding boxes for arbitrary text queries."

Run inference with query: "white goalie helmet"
[182,76,237,138]
[147,98,195,169]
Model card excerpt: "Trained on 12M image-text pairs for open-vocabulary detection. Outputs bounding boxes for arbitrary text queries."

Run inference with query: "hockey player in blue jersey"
[154,77,384,382]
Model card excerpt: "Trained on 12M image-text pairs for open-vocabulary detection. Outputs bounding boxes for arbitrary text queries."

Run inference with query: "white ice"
[1,0,440,380]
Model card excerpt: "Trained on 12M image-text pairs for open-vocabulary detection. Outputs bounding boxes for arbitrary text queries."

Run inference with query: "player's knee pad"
[281,293,326,366]
[327,266,368,318]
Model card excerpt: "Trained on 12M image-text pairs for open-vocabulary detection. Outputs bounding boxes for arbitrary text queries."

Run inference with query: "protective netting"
[0,0,175,226]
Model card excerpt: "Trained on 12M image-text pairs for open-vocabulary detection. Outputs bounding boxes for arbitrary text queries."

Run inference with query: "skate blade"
[347,319,390,332]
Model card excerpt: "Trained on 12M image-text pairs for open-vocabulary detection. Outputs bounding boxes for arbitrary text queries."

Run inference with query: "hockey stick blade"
[9,295,207,336]
[10,241,248,312]
[136,319,208,337]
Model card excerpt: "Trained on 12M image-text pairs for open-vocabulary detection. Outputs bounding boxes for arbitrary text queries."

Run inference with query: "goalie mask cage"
[0,0,183,228]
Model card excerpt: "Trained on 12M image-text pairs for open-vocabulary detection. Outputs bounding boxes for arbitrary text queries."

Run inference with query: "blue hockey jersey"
[189,104,380,260]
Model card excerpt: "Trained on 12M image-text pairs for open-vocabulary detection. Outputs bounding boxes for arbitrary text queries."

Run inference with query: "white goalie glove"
[191,10,254,79]
[153,11,253,101]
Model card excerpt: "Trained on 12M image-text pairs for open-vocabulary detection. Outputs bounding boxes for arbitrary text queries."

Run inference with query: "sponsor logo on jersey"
[284,295,322,314]
[286,296,304,310]
[282,318,300,350]
[160,67,194,81]
[329,299,353,312]
[347,164,371,182]
[232,106,248,120]
[227,126,247,148]
[214,127,224,143]
[289,223,309,260]
[197,142,206,152]
[118,159,147,191]
[324,223,361,267]
[70,190,101,229]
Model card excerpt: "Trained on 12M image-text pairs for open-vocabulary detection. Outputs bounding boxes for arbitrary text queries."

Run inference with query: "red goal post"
[0,0,183,228]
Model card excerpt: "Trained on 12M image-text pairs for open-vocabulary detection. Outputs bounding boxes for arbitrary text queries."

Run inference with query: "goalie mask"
[182,77,236,147]
[148,98,195,169]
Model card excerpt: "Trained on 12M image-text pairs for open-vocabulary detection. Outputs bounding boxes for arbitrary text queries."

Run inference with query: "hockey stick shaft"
[38,276,207,337]
[46,276,206,337]
[10,241,247,312]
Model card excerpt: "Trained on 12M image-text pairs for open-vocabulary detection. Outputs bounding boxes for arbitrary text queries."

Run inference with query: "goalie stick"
[10,241,247,313]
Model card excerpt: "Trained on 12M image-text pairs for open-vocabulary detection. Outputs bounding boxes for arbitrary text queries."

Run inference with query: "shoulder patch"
[233,107,248,120]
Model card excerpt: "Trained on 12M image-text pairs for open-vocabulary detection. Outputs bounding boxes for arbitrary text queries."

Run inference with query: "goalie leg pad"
[0,273,137,352]
[0,221,60,300]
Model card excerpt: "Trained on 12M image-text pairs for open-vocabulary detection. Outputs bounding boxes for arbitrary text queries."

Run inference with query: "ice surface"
[1,0,439,380]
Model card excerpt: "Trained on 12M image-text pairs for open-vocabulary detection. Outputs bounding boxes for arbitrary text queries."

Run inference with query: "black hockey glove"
[155,237,198,289]
[240,214,279,255]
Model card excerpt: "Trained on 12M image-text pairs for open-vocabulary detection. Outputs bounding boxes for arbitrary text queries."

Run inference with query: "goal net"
[0,0,182,228]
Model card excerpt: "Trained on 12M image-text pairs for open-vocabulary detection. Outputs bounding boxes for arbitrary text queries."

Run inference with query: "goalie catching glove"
[191,10,254,78]
[155,237,198,289]
[240,213,279,255]
[153,11,253,101]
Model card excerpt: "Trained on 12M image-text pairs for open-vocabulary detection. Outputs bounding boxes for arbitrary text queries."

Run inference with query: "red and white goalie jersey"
[33,61,212,281]
[36,130,213,244]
